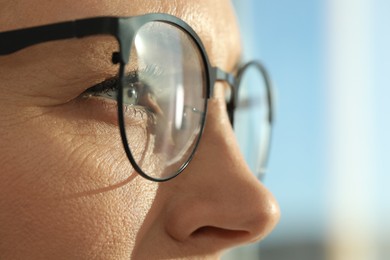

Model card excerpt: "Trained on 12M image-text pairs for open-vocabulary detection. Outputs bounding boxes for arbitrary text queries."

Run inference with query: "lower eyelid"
[123,105,157,126]
[78,95,118,125]
[80,95,154,127]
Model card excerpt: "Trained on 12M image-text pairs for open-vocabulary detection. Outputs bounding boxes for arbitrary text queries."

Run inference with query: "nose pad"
[226,99,235,125]
[222,81,235,125]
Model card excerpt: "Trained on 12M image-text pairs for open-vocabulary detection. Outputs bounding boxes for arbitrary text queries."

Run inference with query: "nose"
[164,93,280,254]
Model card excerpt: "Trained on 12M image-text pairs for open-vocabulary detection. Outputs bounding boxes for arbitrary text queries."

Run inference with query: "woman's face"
[0,0,279,259]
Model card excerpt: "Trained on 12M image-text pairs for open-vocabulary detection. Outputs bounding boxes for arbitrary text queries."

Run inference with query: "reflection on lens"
[234,63,271,179]
[121,21,207,181]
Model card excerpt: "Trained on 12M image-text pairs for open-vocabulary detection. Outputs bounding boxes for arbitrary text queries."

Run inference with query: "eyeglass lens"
[121,21,207,180]
[234,64,271,179]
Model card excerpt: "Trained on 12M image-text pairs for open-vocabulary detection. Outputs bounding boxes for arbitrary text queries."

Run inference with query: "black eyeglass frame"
[0,13,274,182]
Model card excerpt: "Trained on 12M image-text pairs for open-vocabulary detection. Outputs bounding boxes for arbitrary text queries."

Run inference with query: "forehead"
[0,0,241,69]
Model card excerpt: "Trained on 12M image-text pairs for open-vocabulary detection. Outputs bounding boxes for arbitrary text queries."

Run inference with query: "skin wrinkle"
[37,101,154,196]
[5,109,117,195]
[0,40,120,108]
[59,139,129,193]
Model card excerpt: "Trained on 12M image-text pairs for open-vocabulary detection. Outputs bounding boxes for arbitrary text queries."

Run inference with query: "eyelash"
[82,72,158,124]
[83,76,120,100]
[83,63,163,100]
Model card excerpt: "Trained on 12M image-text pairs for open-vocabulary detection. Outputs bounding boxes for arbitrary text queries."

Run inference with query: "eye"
[83,72,144,104]
[82,72,159,116]
[125,84,139,104]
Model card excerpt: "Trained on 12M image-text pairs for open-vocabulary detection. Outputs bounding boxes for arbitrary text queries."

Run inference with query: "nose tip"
[164,173,280,251]
[244,184,280,242]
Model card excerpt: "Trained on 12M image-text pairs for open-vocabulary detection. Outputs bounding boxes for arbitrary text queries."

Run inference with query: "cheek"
[0,112,158,259]
[122,117,170,177]
[0,186,157,259]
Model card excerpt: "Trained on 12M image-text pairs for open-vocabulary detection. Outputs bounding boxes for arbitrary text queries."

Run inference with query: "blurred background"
[224,0,390,259]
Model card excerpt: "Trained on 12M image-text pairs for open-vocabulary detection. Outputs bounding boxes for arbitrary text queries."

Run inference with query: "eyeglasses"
[0,14,274,182]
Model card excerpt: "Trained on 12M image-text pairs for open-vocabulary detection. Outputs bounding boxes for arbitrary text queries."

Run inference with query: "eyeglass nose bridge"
[210,67,238,124]
[213,67,236,85]
[211,67,237,94]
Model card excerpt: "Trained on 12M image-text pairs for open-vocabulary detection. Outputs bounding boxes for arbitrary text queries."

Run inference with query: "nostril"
[191,226,249,241]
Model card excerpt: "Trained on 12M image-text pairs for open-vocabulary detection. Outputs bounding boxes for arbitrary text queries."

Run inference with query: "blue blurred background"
[224,0,390,259]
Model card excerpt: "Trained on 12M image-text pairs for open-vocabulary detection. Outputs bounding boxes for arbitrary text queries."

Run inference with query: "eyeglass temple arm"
[0,17,120,55]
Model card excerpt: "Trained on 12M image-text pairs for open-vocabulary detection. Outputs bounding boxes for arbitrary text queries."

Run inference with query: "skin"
[0,0,280,259]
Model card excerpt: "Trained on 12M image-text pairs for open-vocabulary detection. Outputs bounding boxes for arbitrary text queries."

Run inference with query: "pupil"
[127,85,138,104]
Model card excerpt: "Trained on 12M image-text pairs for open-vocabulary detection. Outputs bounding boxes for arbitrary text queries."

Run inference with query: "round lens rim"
[233,61,275,180]
[116,15,213,182]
